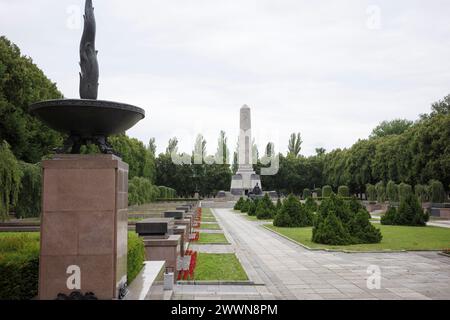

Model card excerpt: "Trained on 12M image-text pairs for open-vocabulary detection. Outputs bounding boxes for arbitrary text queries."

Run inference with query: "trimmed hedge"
[156,198,199,202]
[247,198,258,216]
[381,193,429,226]
[256,194,276,220]
[429,180,445,203]
[158,186,176,199]
[312,195,382,245]
[127,232,145,284]
[322,186,333,198]
[234,197,245,211]
[0,232,145,300]
[0,233,40,300]
[304,197,318,214]
[302,188,311,199]
[273,194,313,227]
[128,178,177,206]
[337,186,349,198]
[240,199,251,213]
[314,188,322,198]
[414,184,429,203]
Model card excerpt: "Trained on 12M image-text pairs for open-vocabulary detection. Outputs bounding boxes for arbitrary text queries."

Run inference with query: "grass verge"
[244,215,273,222]
[194,253,248,281]
[197,233,229,244]
[265,224,450,252]
[199,223,222,230]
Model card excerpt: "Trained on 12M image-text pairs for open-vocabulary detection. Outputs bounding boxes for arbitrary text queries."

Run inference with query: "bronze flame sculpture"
[79,0,99,100]
[29,0,145,154]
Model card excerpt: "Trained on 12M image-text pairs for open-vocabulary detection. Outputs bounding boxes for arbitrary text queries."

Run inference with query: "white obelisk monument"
[230,105,262,196]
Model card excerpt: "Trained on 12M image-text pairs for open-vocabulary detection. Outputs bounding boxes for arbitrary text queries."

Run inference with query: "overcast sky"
[1,0,450,156]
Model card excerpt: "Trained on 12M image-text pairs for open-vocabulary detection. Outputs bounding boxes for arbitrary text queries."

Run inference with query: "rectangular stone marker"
[175,206,190,212]
[164,210,185,220]
[136,218,174,237]
[173,225,187,256]
[39,154,128,300]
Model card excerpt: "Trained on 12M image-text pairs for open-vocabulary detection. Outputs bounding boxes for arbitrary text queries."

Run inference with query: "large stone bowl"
[29,99,145,137]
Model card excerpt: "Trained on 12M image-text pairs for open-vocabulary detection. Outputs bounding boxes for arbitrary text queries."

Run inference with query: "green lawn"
[244,215,273,222]
[197,233,229,244]
[202,216,217,222]
[265,224,450,252]
[200,223,222,230]
[201,208,214,216]
[201,209,217,222]
[194,253,248,281]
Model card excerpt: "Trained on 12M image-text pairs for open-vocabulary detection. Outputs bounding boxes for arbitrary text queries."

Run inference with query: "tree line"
[1,36,449,220]
[258,99,449,199]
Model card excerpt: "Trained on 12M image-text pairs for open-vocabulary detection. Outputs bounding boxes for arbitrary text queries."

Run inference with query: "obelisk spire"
[239,104,253,168]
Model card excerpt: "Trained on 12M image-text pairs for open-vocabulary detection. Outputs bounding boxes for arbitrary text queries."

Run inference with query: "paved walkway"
[174,208,450,300]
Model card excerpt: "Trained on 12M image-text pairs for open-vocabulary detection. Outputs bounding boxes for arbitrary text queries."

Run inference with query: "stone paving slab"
[211,208,450,300]
[173,284,275,300]
[174,207,450,300]
[195,229,224,234]
[190,244,235,253]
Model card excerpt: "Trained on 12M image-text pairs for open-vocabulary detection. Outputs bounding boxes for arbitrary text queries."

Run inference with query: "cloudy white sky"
[1,0,450,156]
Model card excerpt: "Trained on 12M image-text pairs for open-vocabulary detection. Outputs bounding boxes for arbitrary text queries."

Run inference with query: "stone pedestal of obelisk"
[230,105,262,196]
[39,154,128,300]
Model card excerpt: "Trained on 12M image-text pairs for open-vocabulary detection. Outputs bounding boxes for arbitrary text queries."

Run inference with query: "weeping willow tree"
[15,162,42,218]
[0,141,22,221]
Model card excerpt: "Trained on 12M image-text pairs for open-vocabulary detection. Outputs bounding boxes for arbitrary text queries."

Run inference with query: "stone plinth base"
[143,235,181,281]
[174,219,191,242]
[39,155,128,300]
[173,226,187,256]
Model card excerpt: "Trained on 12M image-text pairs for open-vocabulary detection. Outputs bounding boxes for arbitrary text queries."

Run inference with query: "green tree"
[15,162,41,218]
[398,183,413,203]
[386,181,399,202]
[414,184,429,203]
[366,184,377,201]
[313,194,381,245]
[273,194,313,227]
[234,197,245,211]
[0,37,64,163]
[248,199,258,216]
[287,133,302,157]
[166,137,179,155]
[256,194,276,220]
[397,194,428,226]
[429,180,445,203]
[375,181,386,203]
[148,138,156,156]
[265,142,275,157]
[322,185,333,198]
[338,186,350,197]
[109,134,155,181]
[370,119,413,139]
[0,141,22,220]
[312,211,351,245]
[302,188,311,199]
[315,148,326,156]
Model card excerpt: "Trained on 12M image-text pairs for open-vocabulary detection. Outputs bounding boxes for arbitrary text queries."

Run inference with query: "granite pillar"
[39,154,128,300]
